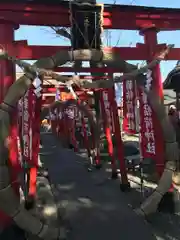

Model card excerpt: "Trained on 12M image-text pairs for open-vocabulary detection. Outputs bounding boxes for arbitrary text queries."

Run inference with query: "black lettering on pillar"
[71,2,102,50]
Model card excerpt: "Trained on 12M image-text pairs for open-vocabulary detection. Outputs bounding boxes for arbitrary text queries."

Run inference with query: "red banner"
[139,89,156,157]
[17,98,23,165]
[64,105,77,133]
[57,105,64,137]
[123,79,137,134]
[20,82,42,199]
[99,89,116,171]
[29,88,34,165]
[100,90,113,133]
[65,106,76,119]
[49,109,56,133]
[30,90,41,197]
[22,90,31,164]
[54,108,59,135]
[56,106,60,137]
[139,69,164,169]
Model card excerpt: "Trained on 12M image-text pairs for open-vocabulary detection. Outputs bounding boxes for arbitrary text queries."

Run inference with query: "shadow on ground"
[39,132,157,240]
[40,131,180,240]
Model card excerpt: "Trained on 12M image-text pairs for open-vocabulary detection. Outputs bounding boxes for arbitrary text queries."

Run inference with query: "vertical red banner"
[139,89,156,157]
[54,108,59,136]
[56,106,60,137]
[49,109,56,133]
[110,110,115,134]
[65,105,78,150]
[100,90,113,132]
[123,79,137,134]
[17,98,23,165]
[30,88,41,198]
[58,105,63,137]
[22,87,37,199]
[100,89,116,172]
[139,69,164,176]
[18,98,23,133]
[28,88,34,166]
[22,90,31,165]
[65,105,76,125]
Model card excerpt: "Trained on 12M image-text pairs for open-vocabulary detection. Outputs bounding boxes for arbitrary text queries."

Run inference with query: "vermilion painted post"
[108,87,130,190]
[0,22,20,227]
[99,90,117,178]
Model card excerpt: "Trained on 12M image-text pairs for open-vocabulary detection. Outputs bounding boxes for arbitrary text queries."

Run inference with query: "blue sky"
[15,0,180,81]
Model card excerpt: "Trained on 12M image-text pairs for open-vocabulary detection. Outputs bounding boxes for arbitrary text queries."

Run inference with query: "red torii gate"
[0,1,180,228]
[0,2,180,30]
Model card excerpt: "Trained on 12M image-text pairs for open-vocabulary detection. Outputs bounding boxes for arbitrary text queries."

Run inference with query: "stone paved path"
[40,132,157,240]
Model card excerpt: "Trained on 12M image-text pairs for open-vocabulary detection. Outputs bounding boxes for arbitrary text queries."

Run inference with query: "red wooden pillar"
[99,90,117,178]
[142,27,163,99]
[140,27,164,177]
[108,88,130,189]
[0,21,20,227]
